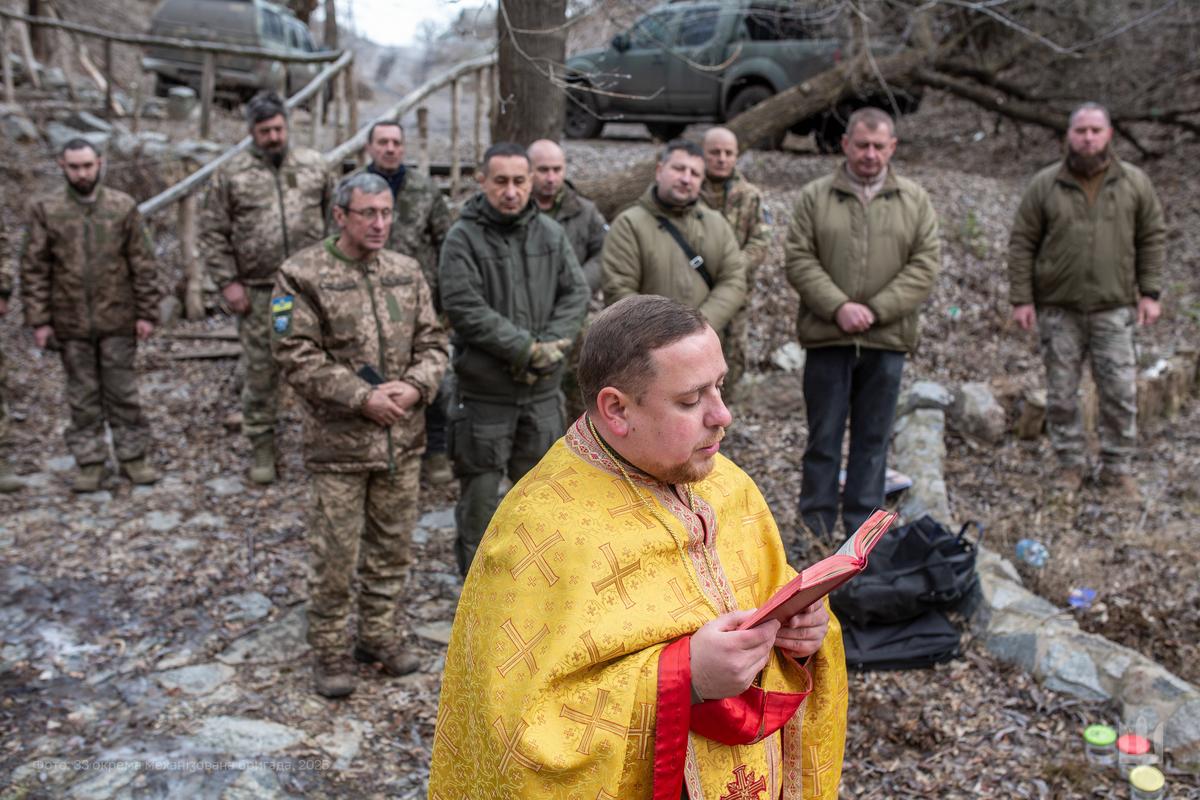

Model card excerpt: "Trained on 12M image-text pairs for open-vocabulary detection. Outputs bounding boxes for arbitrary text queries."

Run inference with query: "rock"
[414,621,454,645]
[167,86,198,121]
[47,455,76,472]
[44,121,110,156]
[769,341,805,372]
[65,110,113,134]
[1039,638,1107,701]
[155,662,235,696]
[737,371,804,418]
[1013,388,1046,440]
[222,766,286,800]
[79,490,114,504]
[189,716,304,754]
[890,408,952,523]
[313,719,365,770]
[218,605,308,665]
[895,380,953,417]
[173,138,224,165]
[417,508,455,531]
[950,381,1006,444]
[1,110,39,143]
[159,295,183,328]
[186,512,227,529]
[42,67,69,91]
[205,476,244,496]
[66,763,139,799]
[144,510,182,532]
[219,592,273,623]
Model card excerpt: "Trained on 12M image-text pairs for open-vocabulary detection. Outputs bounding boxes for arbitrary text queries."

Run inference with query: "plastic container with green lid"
[1128,764,1165,799]
[1083,724,1117,765]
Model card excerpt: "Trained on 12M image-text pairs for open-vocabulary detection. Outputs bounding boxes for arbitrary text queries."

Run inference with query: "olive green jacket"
[783,166,940,353]
[21,186,159,338]
[272,238,449,473]
[203,145,334,289]
[438,194,589,404]
[1007,159,1166,311]
[602,186,747,331]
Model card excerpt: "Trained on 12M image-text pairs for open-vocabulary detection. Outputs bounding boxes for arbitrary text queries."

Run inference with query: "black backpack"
[830,516,984,627]
[841,609,962,671]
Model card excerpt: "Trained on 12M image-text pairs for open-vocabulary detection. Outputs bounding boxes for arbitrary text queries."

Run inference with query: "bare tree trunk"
[578,49,928,218]
[493,0,567,144]
[323,0,337,49]
[26,0,50,63]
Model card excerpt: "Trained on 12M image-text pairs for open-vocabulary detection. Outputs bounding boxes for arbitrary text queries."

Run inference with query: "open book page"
[738,509,899,629]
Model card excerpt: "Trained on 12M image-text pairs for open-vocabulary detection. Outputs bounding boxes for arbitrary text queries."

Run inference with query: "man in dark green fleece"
[438,142,589,576]
[1008,102,1166,498]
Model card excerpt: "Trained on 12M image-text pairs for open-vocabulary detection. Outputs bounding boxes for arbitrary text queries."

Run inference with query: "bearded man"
[1008,101,1167,498]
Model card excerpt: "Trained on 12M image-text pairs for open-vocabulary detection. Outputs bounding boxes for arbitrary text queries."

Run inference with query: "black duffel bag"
[830,515,983,627]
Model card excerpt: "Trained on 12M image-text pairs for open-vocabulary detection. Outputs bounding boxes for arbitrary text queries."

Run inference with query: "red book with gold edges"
[738,508,899,629]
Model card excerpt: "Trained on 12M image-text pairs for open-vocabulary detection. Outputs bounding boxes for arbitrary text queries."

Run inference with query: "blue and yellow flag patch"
[272,294,293,335]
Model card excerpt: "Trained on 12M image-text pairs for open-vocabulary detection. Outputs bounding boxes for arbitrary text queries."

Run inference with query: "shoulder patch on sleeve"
[272,294,294,335]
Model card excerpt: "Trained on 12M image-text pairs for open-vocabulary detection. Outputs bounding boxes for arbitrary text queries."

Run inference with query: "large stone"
[1,110,39,143]
[219,592,273,623]
[144,510,183,532]
[189,716,304,754]
[65,110,113,134]
[769,341,806,372]
[950,381,1006,444]
[738,371,804,418]
[1013,388,1046,440]
[890,408,952,523]
[156,662,235,696]
[222,766,286,800]
[1039,638,1106,701]
[44,121,109,156]
[414,621,454,645]
[218,605,308,665]
[895,380,954,417]
[205,476,244,496]
[313,719,366,770]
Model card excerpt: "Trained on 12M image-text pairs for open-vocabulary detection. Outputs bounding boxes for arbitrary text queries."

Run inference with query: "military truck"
[563,0,919,150]
[142,0,327,102]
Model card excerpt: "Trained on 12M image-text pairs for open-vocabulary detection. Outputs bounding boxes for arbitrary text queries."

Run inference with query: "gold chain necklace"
[586,417,737,614]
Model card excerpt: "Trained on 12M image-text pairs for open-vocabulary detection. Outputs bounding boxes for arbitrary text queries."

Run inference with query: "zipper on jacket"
[273,168,291,258]
[82,205,97,338]
[362,266,396,476]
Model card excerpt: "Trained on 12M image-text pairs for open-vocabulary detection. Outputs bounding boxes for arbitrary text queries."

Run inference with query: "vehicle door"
[666,4,735,114]
[285,20,320,96]
[258,5,290,94]
[604,9,679,115]
[743,3,840,84]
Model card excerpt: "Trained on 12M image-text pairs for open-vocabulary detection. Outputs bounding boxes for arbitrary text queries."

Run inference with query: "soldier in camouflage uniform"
[202,91,334,485]
[272,172,448,697]
[528,139,608,421]
[344,120,454,485]
[699,127,772,393]
[0,233,19,493]
[1009,102,1166,498]
[21,139,160,492]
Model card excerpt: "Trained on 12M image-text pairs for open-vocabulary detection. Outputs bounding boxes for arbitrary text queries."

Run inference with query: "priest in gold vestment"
[430,295,849,800]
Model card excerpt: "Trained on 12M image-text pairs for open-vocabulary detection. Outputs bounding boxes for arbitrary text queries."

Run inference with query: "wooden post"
[103,37,113,118]
[473,66,484,166]
[333,60,345,144]
[200,52,215,139]
[450,76,461,195]
[15,21,40,90]
[276,60,287,98]
[131,78,142,134]
[417,105,430,177]
[488,63,499,137]
[345,57,360,166]
[1,20,14,104]
[179,193,205,321]
[310,78,324,148]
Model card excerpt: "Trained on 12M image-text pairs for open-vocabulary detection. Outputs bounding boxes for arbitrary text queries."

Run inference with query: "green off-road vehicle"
[564,0,919,150]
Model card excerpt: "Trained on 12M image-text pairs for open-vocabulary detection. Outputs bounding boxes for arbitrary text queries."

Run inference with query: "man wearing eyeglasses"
[271,172,448,698]
[202,91,335,486]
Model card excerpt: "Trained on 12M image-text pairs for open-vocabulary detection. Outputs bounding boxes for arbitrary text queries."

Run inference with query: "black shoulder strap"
[655,215,715,290]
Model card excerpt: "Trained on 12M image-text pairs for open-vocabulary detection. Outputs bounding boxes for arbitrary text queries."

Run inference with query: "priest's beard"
[655,428,726,485]
[1066,142,1112,177]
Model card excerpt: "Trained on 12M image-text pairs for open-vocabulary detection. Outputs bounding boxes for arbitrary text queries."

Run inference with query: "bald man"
[699,127,772,392]
[529,139,608,292]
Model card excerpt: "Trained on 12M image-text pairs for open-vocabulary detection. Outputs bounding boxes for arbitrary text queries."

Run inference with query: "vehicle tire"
[564,86,603,139]
[645,122,687,141]
[727,85,784,150]
[814,115,845,155]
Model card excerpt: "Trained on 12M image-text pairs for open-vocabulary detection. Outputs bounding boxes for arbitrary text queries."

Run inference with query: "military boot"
[248,434,276,485]
[0,459,22,493]
[313,651,358,698]
[354,640,421,677]
[1099,469,1141,502]
[421,452,453,486]
[72,463,108,493]
[120,457,159,486]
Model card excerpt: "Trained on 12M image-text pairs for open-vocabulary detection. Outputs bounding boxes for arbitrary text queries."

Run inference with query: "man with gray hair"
[202,90,334,485]
[1008,101,1166,498]
[272,172,448,697]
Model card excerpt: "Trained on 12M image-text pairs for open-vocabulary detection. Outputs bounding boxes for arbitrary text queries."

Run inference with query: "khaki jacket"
[544,181,608,293]
[783,166,940,353]
[272,238,449,473]
[21,186,159,338]
[203,145,333,289]
[700,169,772,274]
[439,194,589,404]
[344,164,453,300]
[602,186,747,331]
[1008,159,1166,311]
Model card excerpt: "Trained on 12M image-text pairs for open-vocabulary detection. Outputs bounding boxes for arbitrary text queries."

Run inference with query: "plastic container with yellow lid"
[1128,764,1165,799]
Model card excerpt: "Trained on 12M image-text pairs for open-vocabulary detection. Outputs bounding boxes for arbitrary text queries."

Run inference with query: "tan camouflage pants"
[60,337,150,466]
[306,452,420,654]
[1038,305,1137,473]
[238,286,279,440]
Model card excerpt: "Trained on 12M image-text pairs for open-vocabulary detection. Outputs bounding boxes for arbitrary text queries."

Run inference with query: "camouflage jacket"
[272,238,448,473]
[700,169,771,274]
[543,181,607,293]
[20,185,159,338]
[344,164,453,299]
[202,145,334,289]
